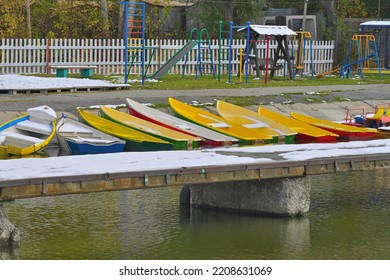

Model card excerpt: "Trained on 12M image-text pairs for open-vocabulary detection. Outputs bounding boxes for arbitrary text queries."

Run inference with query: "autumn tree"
[0,0,29,37]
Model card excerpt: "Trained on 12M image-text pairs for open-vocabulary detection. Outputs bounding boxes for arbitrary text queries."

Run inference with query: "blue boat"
[56,115,125,155]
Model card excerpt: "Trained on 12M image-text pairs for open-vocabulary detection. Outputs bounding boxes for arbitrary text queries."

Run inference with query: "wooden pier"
[1,147,390,246]
[1,153,390,201]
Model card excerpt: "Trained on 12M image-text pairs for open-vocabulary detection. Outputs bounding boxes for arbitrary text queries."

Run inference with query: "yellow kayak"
[100,106,201,150]
[290,112,378,141]
[216,100,297,143]
[258,106,339,143]
[77,109,174,151]
[168,97,272,144]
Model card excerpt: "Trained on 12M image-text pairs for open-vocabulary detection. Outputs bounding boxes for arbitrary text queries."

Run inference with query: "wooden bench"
[50,65,98,78]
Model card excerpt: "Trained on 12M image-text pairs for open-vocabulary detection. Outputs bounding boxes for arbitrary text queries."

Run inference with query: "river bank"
[0,83,389,123]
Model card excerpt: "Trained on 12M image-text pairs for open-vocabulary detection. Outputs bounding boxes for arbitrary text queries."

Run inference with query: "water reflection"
[1,169,389,260]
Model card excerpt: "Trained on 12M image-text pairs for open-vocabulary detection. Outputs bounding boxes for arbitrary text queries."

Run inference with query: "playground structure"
[218,21,297,84]
[291,31,314,79]
[218,21,314,83]
[121,1,157,86]
[120,2,331,85]
[340,34,381,79]
[360,21,390,70]
[182,28,215,79]
[121,1,215,85]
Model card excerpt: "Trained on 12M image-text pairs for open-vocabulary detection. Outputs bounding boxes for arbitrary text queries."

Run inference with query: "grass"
[34,71,390,91]
[118,72,390,91]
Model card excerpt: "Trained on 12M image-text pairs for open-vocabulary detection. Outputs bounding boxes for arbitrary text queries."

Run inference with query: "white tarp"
[360,21,390,27]
[238,25,297,36]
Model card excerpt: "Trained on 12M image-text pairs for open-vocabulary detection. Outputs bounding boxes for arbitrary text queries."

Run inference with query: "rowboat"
[126,98,238,146]
[77,109,174,151]
[0,105,56,156]
[290,112,378,141]
[216,100,297,144]
[257,106,339,143]
[168,98,272,144]
[99,106,201,150]
[56,115,125,155]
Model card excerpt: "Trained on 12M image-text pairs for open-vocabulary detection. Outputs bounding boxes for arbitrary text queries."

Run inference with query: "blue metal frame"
[120,1,146,86]
[226,21,251,84]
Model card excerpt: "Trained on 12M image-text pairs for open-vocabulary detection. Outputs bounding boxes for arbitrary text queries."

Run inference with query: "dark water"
[1,169,390,260]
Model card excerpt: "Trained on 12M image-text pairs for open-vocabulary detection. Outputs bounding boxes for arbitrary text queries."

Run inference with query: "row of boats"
[0,98,385,157]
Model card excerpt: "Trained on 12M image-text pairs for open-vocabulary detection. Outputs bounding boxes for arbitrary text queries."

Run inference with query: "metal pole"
[302,0,308,32]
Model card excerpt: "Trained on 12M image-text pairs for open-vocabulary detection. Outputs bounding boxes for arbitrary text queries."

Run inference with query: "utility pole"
[302,0,308,31]
[378,0,381,19]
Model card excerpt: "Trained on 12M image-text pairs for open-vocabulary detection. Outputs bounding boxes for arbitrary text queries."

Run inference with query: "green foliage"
[145,5,173,39]
[189,0,267,38]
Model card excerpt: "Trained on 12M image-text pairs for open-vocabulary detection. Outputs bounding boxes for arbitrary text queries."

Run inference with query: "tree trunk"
[26,0,31,38]
[220,2,237,23]
[319,0,336,31]
[100,0,110,38]
[118,3,125,39]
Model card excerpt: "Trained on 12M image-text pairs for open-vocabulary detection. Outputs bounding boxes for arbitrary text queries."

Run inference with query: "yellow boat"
[258,106,339,143]
[168,98,272,144]
[99,106,201,150]
[77,109,174,151]
[0,106,57,156]
[216,100,297,143]
[290,112,378,141]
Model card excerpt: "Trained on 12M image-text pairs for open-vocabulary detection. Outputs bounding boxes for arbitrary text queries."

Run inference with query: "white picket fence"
[0,38,334,77]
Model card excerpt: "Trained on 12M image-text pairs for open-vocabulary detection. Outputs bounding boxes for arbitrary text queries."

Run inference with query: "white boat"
[0,105,57,156]
[56,115,125,155]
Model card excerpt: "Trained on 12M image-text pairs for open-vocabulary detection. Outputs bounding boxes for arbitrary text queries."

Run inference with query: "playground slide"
[149,40,198,79]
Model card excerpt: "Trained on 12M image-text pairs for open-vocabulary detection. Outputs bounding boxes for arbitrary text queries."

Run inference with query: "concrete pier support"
[180,177,311,217]
[0,204,20,247]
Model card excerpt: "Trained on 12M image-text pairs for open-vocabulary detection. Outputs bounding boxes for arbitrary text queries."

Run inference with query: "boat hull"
[216,100,297,144]
[77,110,174,151]
[56,117,125,155]
[258,106,339,143]
[0,111,56,156]
[126,98,238,147]
[100,106,200,150]
[168,98,270,145]
[290,112,378,141]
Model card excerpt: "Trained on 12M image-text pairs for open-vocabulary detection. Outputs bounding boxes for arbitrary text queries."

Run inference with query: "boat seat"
[69,136,117,144]
[58,122,93,133]
[59,132,94,137]
[16,120,52,135]
[366,107,385,120]
[243,123,266,129]
[208,122,231,128]
[0,132,43,148]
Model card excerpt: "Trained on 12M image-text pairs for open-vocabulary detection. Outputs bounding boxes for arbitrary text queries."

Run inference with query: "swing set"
[340,34,381,79]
